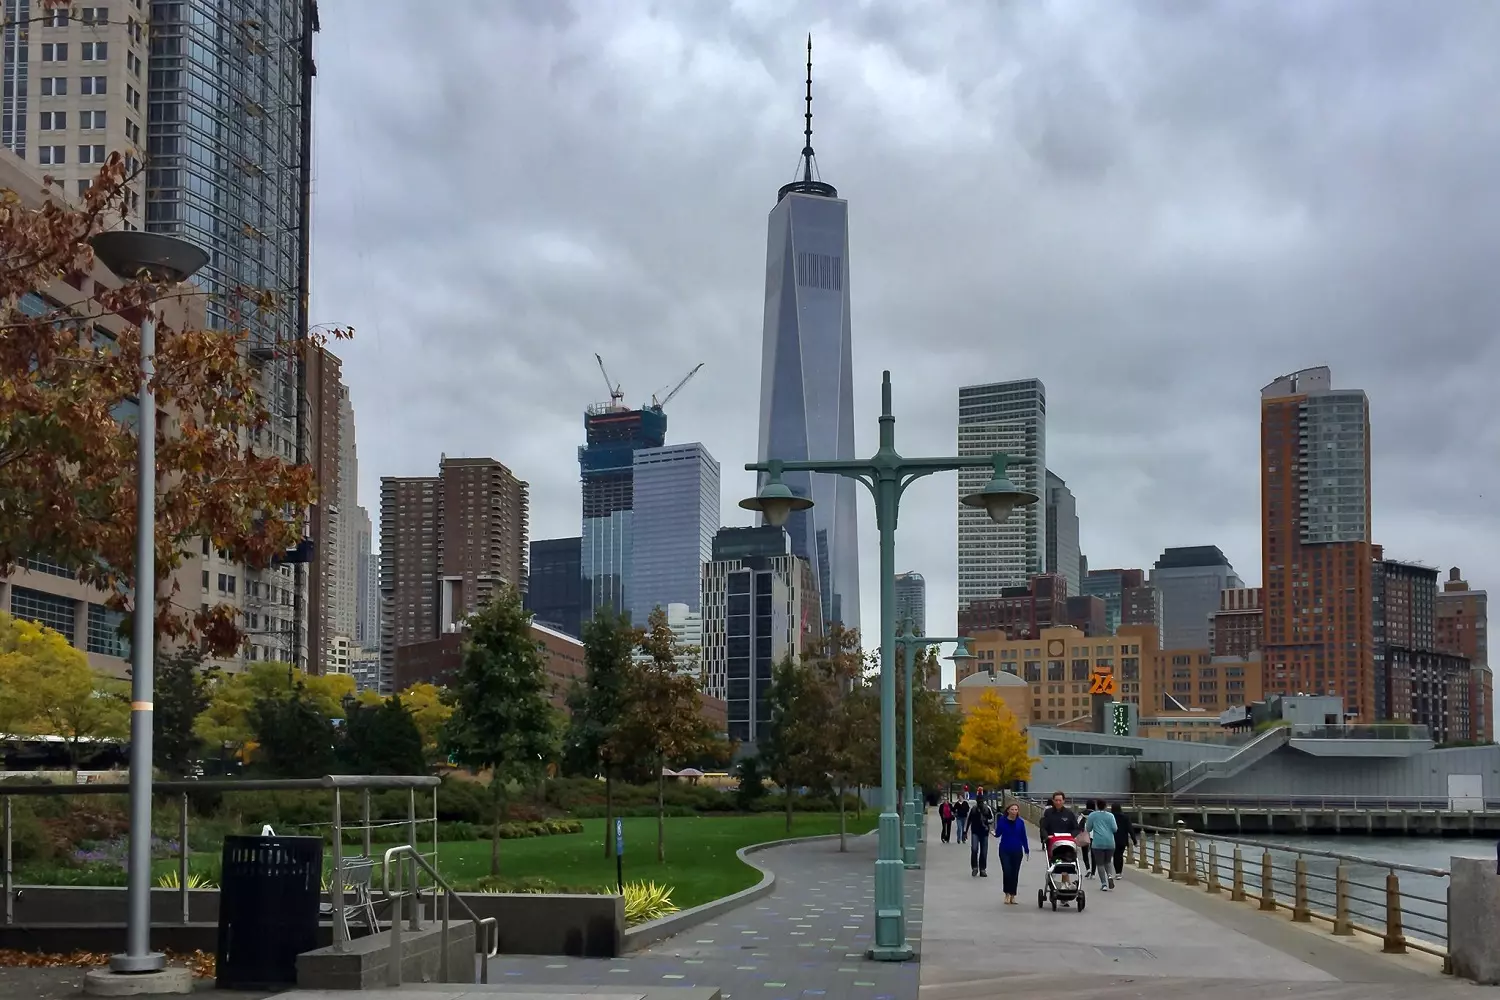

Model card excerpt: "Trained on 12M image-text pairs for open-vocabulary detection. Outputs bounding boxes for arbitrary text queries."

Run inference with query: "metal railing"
[1139,822,1451,959]
[1,775,440,931]
[1290,724,1431,741]
[381,843,498,986]
[1126,792,1500,812]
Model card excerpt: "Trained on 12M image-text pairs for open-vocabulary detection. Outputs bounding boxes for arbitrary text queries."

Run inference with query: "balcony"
[1289,723,1433,757]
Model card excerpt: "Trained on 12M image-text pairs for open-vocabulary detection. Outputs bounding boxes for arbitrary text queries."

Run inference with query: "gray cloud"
[310,0,1500,663]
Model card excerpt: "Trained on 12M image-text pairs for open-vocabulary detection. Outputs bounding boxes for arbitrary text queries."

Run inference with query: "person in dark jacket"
[954,797,971,844]
[968,788,995,876]
[993,800,1030,904]
[938,799,954,843]
[1038,791,1078,859]
[1109,803,1136,877]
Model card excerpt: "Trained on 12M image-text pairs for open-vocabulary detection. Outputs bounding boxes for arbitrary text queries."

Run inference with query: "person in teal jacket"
[1084,806,1118,890]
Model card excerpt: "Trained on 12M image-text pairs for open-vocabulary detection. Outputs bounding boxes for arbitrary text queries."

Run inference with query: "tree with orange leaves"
[0,152,349,655]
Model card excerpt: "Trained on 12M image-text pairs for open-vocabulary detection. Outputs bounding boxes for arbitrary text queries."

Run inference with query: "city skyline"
[305,6,1497,673]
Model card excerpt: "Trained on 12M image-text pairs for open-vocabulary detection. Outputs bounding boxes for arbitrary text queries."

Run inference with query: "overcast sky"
[308,1,1500,665]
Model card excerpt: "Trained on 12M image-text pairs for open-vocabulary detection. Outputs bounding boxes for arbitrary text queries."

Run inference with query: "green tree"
[733,755,769,810]
[249,685,338,778]
[442,586,557,875]
[614,606,713,861]
[394,683,452,759]
[570,608,639,857]
[195,661,354,761]
[153,646,213,777]
[341,695,426,775]
[760,655,836,832]
[802,624,867,846]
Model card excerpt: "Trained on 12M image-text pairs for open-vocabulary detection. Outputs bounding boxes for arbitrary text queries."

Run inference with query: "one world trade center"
[755,37,860,632]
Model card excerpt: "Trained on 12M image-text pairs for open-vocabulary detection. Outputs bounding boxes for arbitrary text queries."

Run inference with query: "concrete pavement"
[918,812,1490,998]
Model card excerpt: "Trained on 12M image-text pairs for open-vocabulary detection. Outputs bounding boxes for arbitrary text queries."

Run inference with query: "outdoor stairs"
[1168,726,1291,794]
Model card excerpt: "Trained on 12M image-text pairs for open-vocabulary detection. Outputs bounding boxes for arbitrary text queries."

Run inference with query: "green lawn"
[436,812,877,910]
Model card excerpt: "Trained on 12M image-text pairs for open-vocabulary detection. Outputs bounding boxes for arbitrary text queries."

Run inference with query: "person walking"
[1038,791,1079,843]
[968,787,995,877]
[939,799,954,844]
[1109,803,1136,878]
[994,800,1029,904]
[1076,801,1094,876]
[1085,804,1118,890]
[954,796,971,844]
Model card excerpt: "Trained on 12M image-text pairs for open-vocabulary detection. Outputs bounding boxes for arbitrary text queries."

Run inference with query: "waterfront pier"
[1129,794,1500,836]
[921,812,1493,999]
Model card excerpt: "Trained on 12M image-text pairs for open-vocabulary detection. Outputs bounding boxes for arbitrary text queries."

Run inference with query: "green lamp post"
[741,371,1036,960]
[893,631,972,866]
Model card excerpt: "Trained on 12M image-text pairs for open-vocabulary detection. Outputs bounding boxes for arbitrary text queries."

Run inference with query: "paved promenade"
[474,830,921,1000]
[918,813,1491,999]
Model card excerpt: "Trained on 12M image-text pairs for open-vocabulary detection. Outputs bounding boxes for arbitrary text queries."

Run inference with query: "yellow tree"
[0,613,128,772]
[395,682,453,757]
[195,661,354,757]
[953,690,1035,789]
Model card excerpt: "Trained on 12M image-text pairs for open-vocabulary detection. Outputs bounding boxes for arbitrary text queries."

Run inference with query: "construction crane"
[594,353,625,411]
[651,362,705,410]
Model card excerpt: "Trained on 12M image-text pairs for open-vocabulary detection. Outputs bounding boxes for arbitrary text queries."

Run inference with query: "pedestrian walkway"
[474,830,921,1000]
[918,812,1491,999]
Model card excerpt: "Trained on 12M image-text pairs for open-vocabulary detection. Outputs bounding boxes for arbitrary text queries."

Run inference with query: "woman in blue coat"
[993,800,1030,904]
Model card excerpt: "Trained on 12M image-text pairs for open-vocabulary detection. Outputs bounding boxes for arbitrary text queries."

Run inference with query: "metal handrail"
[1128,792,1500,811]
[381,843,498,986]
[1141,823,1451,958]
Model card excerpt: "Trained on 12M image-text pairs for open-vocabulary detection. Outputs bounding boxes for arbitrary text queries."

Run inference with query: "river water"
[1191,833,1498,948]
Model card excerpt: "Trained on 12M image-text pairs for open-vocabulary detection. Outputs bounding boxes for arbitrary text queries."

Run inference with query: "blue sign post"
[614,818,624,893]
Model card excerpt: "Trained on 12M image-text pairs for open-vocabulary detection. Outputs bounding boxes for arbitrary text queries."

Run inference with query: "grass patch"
[438,813,876,911]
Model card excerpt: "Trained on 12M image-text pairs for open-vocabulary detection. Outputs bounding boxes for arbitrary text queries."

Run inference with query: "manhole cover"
[1095,946,1156,961]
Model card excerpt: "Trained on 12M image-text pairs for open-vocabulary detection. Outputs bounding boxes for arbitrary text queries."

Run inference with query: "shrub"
[608,880,679,925]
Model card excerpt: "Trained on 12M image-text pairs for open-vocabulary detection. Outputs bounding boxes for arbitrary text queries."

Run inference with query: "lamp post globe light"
[89,230,209,978]
[741,370,1037,960]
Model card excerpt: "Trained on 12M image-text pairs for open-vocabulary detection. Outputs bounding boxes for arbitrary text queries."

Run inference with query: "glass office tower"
[629,443,719,626]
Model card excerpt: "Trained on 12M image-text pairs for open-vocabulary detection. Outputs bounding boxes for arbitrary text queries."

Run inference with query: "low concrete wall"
[297,920,475,990]
[456,891,622,958]
[1448,856,1500,984]
[7,885,221,923]
[623,833,843,952]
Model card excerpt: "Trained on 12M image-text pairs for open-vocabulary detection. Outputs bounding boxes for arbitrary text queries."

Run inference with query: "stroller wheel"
[1037,889,1045,908]
[1051,895,1058,912]
[1077,891,1087,913]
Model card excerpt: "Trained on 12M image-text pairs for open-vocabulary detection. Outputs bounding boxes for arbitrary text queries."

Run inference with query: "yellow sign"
[1089,671,1117,696]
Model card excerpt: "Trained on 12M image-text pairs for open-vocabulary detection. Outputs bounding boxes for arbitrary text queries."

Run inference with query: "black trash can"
[215,834,324,990]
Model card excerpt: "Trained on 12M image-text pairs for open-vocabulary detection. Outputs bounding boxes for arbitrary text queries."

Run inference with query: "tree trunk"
[603,763,614,859]
[656,752,665,864]
[838,778,847,852]
[784,778,793,833]
[489,773,508,877]
[855,783,863,818]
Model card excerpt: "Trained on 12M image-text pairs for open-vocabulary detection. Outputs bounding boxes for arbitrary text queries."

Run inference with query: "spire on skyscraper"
[779,34,838,202]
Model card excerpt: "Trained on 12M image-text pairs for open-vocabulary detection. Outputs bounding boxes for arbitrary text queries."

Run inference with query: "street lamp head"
[960,454,1039,524]
[946,639,975,665]
[89,230,209,283]
[738,464,813,527]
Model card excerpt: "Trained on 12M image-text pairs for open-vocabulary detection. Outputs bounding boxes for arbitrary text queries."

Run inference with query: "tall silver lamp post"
[89,230,209,975]
[740,370,1037,960]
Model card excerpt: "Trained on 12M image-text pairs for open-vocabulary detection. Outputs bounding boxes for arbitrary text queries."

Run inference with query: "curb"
[622,831,865,952]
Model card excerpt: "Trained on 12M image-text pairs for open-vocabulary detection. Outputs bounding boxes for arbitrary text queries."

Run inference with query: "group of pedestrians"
[940,790,1138,901]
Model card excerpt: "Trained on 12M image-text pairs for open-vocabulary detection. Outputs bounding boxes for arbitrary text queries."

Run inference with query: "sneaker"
[980,871,988,877]
[1101,884,1110,891]
[971,869,978,877]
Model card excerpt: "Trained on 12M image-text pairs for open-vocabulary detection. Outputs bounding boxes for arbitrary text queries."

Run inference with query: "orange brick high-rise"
[1260,368,1374,721]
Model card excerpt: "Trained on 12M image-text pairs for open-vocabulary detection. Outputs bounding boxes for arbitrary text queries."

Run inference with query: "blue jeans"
[970,831,989,873]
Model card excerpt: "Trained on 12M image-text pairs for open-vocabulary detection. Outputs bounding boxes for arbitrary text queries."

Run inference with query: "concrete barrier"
[456,891,622,958]
[6,885,221,923]
[297,920,476,990]
[1447,856,1500,984]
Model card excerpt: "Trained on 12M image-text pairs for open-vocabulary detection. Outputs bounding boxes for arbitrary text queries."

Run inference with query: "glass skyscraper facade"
[755,170,859,631]
[629,443,720,626]
[526,537,584,639]
[957,379,1046,606]
[579,405,667,622]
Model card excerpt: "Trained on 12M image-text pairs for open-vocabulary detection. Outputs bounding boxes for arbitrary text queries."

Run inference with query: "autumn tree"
[569,608,639,857]
[0,153,349,655]
[953,689,1035,789]
[194,661,354,762]
[760,655,836,833]
[441,586,557,876]
[802,624,868,846]
[614,606,713,862]
[896,648,963,795]
[0,613,129,774]
[249,685,339,779]
[393,683,452,760]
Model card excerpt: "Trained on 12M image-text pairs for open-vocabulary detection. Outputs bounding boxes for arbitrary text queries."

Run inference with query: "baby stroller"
[1038,833,1087,912]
